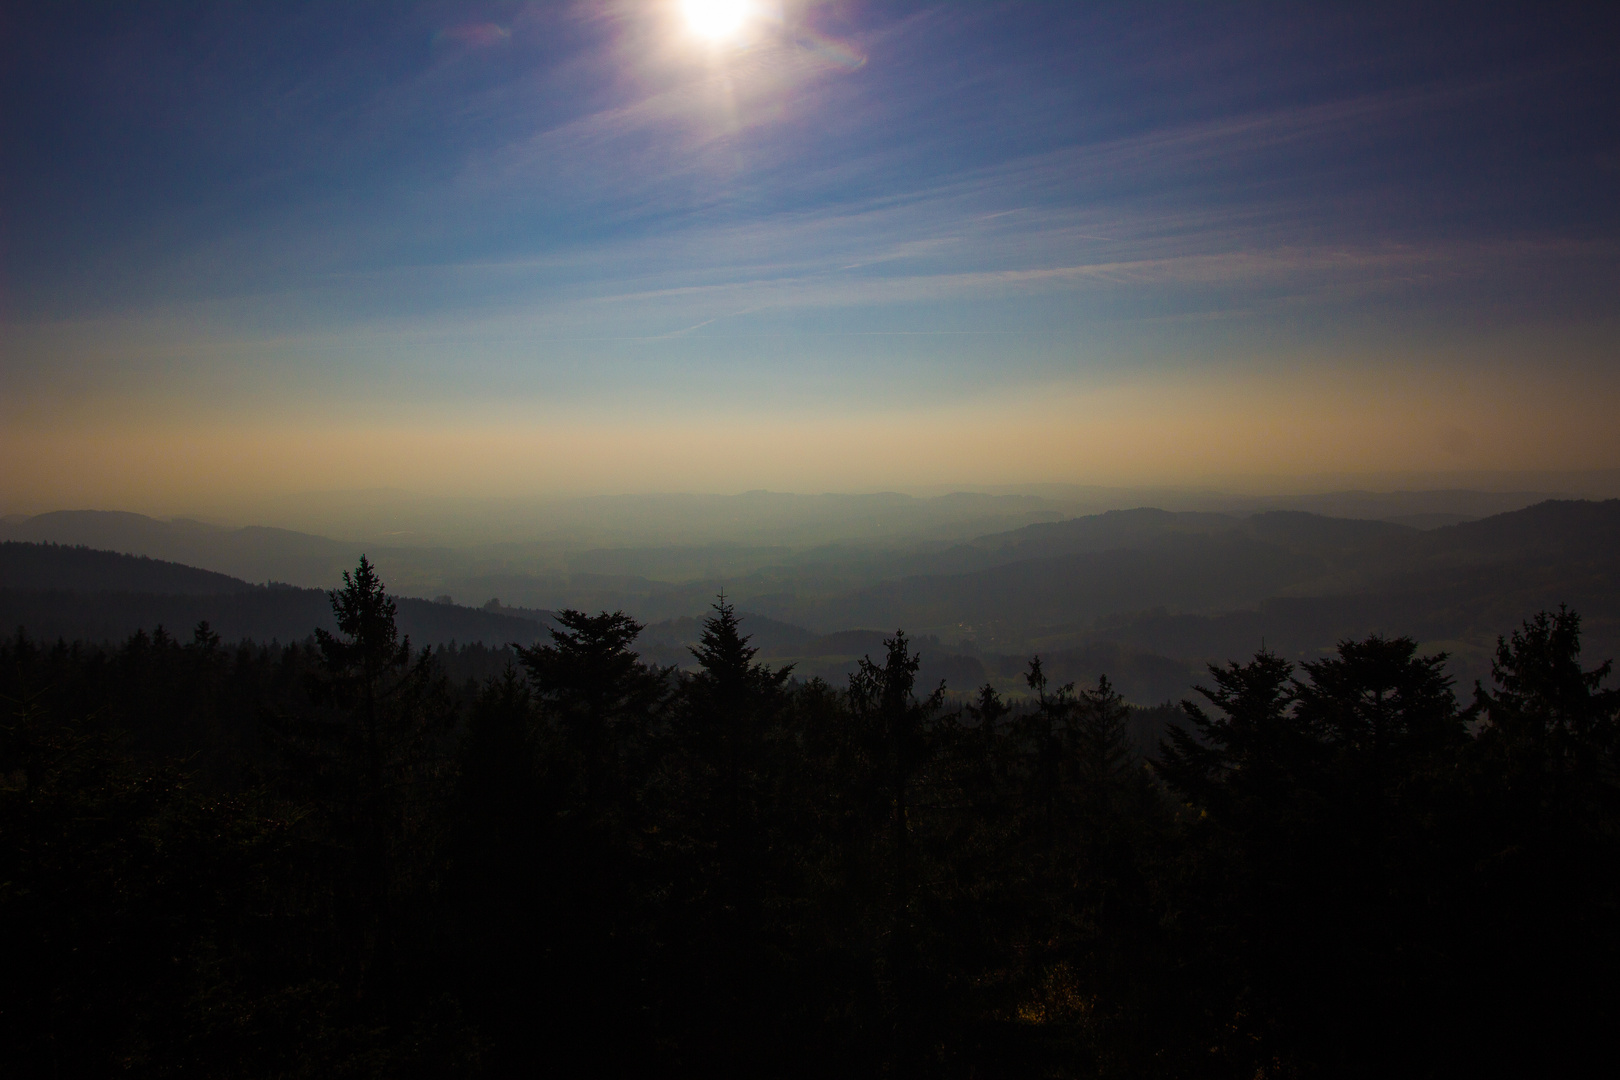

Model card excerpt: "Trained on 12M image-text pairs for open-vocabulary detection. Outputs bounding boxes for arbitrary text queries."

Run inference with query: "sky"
[2,1,1617,513]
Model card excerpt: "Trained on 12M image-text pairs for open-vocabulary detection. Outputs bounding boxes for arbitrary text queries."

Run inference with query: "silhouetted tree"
[1289,636,1467,1070]
[1474,606,1620,817]
[967,681,1010,755]
[512,608,669,1065]
[1463,607,1620,1074]
[296,555,453,997]
[683,594,793,877]
[516,608,665,815]
[443,666,550,1071]
[847,630,944,1073]
[649,597,798,1071]
[1157,648,1299,819]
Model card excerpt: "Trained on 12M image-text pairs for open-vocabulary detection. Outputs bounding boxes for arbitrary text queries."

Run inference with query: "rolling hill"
[0,543,553,647]
[5,499,1617,704]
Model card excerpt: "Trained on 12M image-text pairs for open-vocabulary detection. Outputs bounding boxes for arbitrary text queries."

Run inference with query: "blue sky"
[2,2,1616,508]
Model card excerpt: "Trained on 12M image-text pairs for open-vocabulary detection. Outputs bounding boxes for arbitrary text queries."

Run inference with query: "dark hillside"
[0,510,395,589]
[1243,509,1413,549]
[799,534,1326,637]
[967,507,1244,561]
[776,500,1620,638]
[1075,551,1620,690]
[0,587,551,648]
[1,542,255,595]
[0,543,549,647]
[1422,498,1620,558]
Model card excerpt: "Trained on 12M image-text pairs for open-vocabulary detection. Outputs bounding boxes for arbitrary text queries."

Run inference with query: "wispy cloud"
[6,0,1616,485]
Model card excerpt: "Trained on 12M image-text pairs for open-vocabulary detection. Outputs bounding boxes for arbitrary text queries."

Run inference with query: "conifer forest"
[4,555,1616,1077]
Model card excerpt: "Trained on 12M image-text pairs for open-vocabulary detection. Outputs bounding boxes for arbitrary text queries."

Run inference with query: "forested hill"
[0,509,365,588]
[0,542,552,646]
[926,499,1620,583]
[6,501,1618,699]
[960,506,1411,566]
[792,499,1620,641]
[1,541,254,595]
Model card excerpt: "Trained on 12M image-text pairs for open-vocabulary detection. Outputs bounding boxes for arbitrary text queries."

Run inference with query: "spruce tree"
[305,556,449,993]
[1465,608,1620,1073]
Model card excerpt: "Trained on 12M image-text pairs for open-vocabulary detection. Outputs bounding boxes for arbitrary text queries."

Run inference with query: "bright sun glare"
[681,0,750,42]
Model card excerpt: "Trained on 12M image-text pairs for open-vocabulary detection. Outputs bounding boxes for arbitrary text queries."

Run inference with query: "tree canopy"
[1,560,1616,1076]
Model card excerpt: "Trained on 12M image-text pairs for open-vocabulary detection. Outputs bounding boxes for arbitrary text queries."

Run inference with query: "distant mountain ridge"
[0,542,552,647]
[5,500,1617,704]
[0,487,1576,598]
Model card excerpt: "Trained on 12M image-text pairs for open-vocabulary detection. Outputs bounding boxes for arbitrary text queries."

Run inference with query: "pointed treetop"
[691,592,759,678]
[317,554,408,673]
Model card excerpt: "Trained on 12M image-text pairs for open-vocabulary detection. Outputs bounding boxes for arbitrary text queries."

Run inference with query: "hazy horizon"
[5,476,1615,554]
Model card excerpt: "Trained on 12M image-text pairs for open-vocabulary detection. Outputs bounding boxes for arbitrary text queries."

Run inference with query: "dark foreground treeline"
[2,558,1617,1077]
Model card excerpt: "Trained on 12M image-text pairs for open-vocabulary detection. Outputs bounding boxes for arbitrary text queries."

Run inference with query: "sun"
[680,0,751,42]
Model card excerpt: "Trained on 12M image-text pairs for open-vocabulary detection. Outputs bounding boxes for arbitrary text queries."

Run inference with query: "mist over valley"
[8,487,1617,704]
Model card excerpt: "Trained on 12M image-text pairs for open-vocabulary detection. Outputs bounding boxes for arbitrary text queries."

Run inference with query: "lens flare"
[681,0,750,42]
